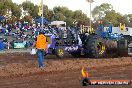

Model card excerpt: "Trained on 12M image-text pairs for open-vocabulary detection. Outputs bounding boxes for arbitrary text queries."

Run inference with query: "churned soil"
[0,53,132,88]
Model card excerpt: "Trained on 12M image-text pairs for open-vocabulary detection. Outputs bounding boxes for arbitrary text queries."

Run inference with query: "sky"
[12,0,132,17]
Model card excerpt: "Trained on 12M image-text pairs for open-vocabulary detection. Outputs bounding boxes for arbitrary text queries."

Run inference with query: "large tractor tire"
[117,39,128,57]
[105,39,118,57]
[55,47,65,58]
[85,35,106,58]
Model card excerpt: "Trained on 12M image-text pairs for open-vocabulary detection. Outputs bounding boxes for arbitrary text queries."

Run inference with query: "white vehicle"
[128,43,132,55]
[49,21,66,30]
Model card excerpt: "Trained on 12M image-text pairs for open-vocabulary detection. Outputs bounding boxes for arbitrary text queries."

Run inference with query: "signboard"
[14,43,25,49]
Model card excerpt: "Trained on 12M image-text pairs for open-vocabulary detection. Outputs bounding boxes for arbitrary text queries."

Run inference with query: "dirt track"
[0,53,132,88]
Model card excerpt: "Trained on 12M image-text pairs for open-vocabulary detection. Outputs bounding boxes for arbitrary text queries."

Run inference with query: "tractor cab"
[49,21,67,39]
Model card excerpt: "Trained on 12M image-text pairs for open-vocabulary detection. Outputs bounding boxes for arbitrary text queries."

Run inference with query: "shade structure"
[34,17,49,24]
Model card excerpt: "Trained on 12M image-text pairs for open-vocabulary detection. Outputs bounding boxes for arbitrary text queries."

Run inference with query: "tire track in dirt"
[0,53,132,88]
[0,64,132,88]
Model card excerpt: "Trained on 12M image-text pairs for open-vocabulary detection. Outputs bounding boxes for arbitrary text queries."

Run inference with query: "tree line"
[0,0,88,26]
[92,3,132,27]
[0,0,132,27]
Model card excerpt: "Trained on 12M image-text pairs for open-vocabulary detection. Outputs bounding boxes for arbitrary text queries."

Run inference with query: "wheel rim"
[58,48,64,56]
[97,42,106,55]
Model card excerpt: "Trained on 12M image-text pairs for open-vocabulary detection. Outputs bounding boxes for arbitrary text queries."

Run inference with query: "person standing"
[32,31,48,69]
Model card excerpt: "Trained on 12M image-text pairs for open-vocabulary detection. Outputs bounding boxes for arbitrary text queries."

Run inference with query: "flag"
[120,23,125,32]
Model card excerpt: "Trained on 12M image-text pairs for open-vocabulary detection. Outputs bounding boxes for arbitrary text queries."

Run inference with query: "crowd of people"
[0,19,80,50]
[0,20,48,50]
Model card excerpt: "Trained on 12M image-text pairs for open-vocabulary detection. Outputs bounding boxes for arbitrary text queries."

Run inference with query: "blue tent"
[34,17,49,24]
[0,16,5,21]
[0,41,5,50]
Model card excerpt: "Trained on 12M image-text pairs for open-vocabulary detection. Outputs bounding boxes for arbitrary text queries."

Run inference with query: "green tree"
[0,0,13,15]
[117,13,129,26]
[11,3,21,18]
[22,1,39,18]
[101,10,129,26]
[0,2,5,15]
[53,13,65,21]
[64,18,74,26]
[42,5,49,18]
[102,10,118,26]
[0,0,21,18]
[32,5,39,18]
[52,6,89,26]
[73,10,88,26]
[124,14,132,27]
[48,10,54,21]
[92,3,113,21]
[53,6,68,14]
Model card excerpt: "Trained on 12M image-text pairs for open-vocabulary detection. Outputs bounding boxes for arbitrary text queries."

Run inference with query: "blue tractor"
[96,22,130,56]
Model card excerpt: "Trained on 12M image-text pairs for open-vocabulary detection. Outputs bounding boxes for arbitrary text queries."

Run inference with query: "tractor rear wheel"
[85,35,106,58]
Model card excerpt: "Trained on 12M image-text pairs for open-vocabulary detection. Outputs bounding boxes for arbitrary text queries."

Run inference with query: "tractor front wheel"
[55,47,65,58]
